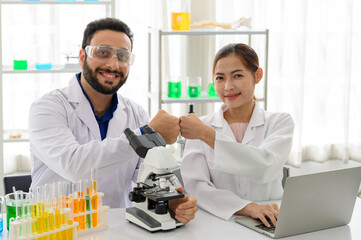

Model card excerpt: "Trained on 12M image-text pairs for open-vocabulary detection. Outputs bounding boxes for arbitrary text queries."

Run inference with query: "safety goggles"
[85,45,135,66]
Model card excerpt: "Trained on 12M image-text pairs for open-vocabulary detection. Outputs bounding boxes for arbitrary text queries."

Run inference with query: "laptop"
[235,166,361,239]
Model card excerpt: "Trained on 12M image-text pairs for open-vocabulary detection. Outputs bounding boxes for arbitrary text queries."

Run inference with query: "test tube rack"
[9,218,78,240]
[8,190,109,239]
[75,205,109,236]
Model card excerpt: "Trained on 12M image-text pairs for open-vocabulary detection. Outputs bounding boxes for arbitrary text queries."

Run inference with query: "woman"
[180,43,294,227]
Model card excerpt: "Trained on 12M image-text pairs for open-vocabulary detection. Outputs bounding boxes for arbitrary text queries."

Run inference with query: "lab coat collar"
[68,75,102,140]
[68,75,128,140]
[106,96,127,138]
[210,101,265,144]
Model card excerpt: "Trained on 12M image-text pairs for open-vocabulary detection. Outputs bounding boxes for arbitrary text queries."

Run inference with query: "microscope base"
[126,207,183,232]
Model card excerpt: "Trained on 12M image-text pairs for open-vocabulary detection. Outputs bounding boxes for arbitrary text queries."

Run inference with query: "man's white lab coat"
[181,103,295,220]
[29,75,149,208]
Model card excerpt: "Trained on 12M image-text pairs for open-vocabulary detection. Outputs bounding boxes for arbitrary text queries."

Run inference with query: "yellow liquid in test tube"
[48,212,55,240]
[55,210,61,240]
[67,220,74,240]
[43,212,49,240]
[37,215,43,234]
[31,204,38,233]
[171,12,190,31]
[91,180,97,194]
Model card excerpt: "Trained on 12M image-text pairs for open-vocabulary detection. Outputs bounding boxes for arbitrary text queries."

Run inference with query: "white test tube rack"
[74,205,109,236]
[9,218,78,240]
[9,191,109,239]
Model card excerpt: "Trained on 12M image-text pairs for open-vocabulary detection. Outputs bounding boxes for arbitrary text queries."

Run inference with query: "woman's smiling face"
[214,54,260,109]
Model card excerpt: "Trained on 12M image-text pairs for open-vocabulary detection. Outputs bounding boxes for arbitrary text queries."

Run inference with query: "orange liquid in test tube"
[91,194,98,227]
[73,198,79,231]
[79,197,86,230]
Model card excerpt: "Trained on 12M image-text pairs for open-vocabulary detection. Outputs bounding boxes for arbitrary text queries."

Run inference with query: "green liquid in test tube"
[85,196,92,228]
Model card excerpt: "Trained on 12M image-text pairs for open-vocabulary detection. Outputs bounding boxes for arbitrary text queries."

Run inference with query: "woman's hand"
[235,203,279,227]
[179,114,215,148]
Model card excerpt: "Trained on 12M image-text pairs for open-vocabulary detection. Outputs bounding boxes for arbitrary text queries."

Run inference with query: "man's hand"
[149,110,180,144]
[168,187,198,224]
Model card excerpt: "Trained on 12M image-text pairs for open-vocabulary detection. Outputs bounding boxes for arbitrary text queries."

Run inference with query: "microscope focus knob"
[155,202,168,214]
[129,191,145,203]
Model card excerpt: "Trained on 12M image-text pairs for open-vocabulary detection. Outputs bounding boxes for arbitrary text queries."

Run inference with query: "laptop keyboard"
[256,222,276,233]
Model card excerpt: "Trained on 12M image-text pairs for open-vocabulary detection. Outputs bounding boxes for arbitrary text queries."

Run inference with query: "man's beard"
[82,57,128,95]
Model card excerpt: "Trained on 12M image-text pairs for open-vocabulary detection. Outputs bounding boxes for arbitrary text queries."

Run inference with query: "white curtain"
[214,0,361,166]
[143,0,361,166]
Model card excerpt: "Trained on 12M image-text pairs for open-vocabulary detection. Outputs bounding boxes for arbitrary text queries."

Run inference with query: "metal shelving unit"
[147,28,269,116]
[0,0,115,192]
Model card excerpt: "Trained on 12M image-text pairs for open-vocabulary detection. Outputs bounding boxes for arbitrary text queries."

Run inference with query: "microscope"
[124,125,184,232]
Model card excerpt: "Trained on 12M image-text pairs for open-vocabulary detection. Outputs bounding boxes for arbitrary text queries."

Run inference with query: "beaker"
[0,196,4,233]
[12,36,28,70]
[187,76,201,98]
[167,76,182,98]
[5,191,33,230]
[35,44,52,70]
[171,0,191,31]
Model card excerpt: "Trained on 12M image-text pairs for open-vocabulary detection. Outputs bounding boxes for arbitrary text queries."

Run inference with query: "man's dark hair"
[81,18,134,50]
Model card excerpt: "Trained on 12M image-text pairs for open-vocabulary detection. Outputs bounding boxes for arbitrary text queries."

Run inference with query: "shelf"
[147,28,269,115]
[162,96,221,104]
[3,130,29,143]
[3,138,29,143]
[1,64,81,74]
[162,97,264,104]
[153,28,268,36]
[0,0,112,5]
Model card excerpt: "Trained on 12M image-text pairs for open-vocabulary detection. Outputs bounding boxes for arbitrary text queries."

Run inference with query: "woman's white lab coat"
[181,103,294,220]
[29,76,149,208]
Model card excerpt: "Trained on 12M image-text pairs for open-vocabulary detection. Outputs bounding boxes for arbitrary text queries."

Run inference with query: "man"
[29,18,197,224]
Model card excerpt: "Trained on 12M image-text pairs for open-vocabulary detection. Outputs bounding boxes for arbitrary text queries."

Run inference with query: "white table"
[77,198,361,240]
[2,198,360,240]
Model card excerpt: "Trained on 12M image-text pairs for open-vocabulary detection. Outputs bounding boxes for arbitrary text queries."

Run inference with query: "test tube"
[91,168,98,195]
[72,183,79,231]
[78,180,86,231]
[62,208,71,240]
[55,182,63,240]
[29,188,38,234]
[0,196,4,233]
[43,185,50,240]
[67,219,74,240]
[48,183,56,240]
[65,183,71,209]
[13,189,22,236]
[36,187,44,236]
[85,195,91,229]
[91,168,98,228]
